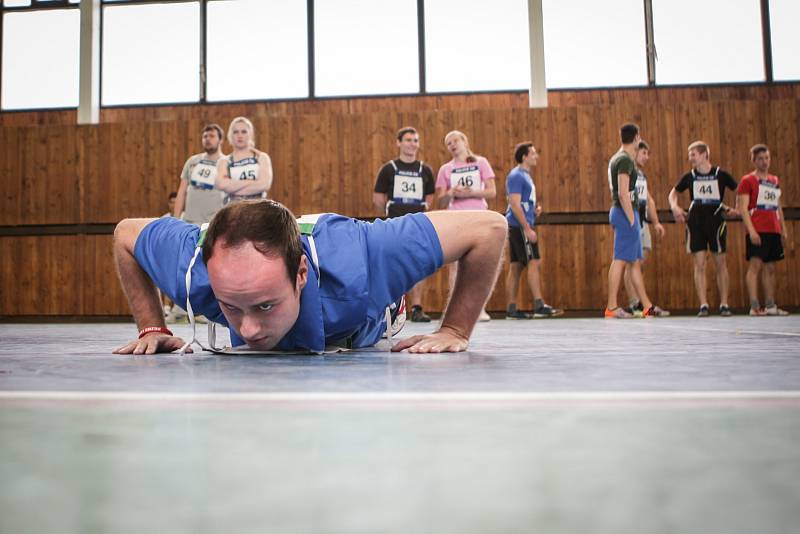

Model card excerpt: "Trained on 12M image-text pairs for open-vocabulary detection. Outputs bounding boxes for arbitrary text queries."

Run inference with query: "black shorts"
[746,232,784,263]
[508,225,540,265]
[686,213,727,254]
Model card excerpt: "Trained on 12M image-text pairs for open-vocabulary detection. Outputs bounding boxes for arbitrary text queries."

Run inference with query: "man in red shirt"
[736,144,789,316]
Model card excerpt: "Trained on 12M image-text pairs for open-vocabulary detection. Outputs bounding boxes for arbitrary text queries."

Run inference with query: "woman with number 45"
[216,116,273,205]
[435,130,497,321]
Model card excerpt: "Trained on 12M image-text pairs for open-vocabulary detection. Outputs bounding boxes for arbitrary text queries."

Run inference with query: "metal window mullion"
[199,0,206,102]
[307,0,314,98]
[644,0,656,85]
[760,0,773,83]
[417,0,426,93]
[527,0,546,107]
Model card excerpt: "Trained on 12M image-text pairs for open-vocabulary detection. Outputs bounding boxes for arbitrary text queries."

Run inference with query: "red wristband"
[138,326,173,339]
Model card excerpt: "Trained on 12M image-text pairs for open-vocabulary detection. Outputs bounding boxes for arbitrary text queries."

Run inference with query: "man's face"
[168,197,176,212]
[207,242,308,350]
[688,148,707,168]
[753,150,770,173]
[523,146,539,167]
[397,133,420,159]
[202,129,221,153]
[636,147,649,166]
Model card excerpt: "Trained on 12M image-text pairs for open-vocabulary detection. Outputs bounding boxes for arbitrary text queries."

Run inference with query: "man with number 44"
[669,141,739,317]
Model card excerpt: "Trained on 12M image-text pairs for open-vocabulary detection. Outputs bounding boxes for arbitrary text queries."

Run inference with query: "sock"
[765,299,775,308]
[534,299,544,310]
[750,299,761,310]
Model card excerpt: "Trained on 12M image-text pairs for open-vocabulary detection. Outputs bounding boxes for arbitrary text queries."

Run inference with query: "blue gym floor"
[1,317,799,534]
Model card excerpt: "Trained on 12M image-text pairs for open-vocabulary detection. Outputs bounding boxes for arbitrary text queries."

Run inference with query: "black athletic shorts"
[686,212,727,254]
[508,225,540,265]
[746,232,784,263]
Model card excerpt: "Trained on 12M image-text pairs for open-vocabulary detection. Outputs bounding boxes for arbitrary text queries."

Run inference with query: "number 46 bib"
[450,166,482,191]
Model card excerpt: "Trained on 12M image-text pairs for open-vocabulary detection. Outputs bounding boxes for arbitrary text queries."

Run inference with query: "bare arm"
[112,218,190,354]
[372,192,388,214]
[436,186,453,209]
[391,210,507,353]
[618,173,635,225]
[174,180,188,218]
[737,193,759,243]
[424,193,434,210]
[215,158,252,194]
[647,192,664,238]
[231,152,273,196]
[668,187,687,223]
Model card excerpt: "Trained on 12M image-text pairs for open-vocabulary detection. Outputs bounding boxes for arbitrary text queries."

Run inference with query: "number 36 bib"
[756,180,780,211]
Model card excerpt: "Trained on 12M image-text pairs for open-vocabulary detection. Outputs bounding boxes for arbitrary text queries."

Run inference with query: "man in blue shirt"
[504,142,562,319]
[112,199,507,354]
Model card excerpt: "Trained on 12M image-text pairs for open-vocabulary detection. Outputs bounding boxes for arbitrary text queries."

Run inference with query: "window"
[101,2,200,105]
[769,0,800,81]
[652,0,763,84]
[206,0,308,101]
[315,0,418,97]
[425,0,529,92]
[542,0,647,88]
[1,8,80,109]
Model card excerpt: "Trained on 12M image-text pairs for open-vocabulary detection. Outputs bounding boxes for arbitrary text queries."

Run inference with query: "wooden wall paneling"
[0,127,22,225]
[717,100,766,182]
[766,99,798,207]
[538,107,579,213]
[82,234,129,315]
[0,236,82,315]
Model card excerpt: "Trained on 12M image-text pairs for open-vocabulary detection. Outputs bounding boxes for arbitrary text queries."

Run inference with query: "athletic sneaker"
[478,309,491,322]
[506,309,533,320]
[764,305,789,316]
[382,296,407,338]
[643,305,670,317]
[604,307,633,319]
[534,304,564,318]
[410,305,431,323]
[719,305,732,317]
[749,307,767,317]
[697,305,710,318]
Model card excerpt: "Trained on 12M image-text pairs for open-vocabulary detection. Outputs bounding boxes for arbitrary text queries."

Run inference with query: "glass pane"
[206,0,308,101]
[542,0,647,88]
[425,0,529,92]
[102,2,200,105]
[653,0,764,84]
[1,9,80,109]
[769,0,800,81]
[315,0,418,97]
[3,1,31,7]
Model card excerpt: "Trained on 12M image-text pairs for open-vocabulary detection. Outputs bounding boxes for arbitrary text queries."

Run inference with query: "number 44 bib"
[693,177,721,204]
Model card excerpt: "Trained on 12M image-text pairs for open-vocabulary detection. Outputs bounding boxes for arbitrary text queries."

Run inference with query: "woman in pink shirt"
[435,130,497,320]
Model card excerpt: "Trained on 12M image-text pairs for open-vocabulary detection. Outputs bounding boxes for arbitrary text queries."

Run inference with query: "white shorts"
[640,223,652,251]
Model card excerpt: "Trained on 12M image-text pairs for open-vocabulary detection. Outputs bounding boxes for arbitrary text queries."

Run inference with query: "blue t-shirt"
[134,213,444,352]
[505,167,536,228]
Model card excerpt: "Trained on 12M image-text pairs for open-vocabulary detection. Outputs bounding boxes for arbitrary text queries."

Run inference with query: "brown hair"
[202,200,303,285]
[620,123,640,144]
[514,142,534,164]
[203,123,224,142]
[750,143,769,160]
[396,127,418,141]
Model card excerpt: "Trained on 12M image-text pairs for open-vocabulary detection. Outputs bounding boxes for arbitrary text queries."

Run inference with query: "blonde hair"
[227,116,256,149]
[688,140,709,157]
[444,130,478,163]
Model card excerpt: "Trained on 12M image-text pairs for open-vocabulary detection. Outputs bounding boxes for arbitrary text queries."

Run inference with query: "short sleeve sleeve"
[436,164,451,190]
[373,162,393,194]
[180,156,195,182]
[720,170,738,191]
[506,172,524,195]
[478,157,495,181]
[674,173,691,192]
[422,164,436,195]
